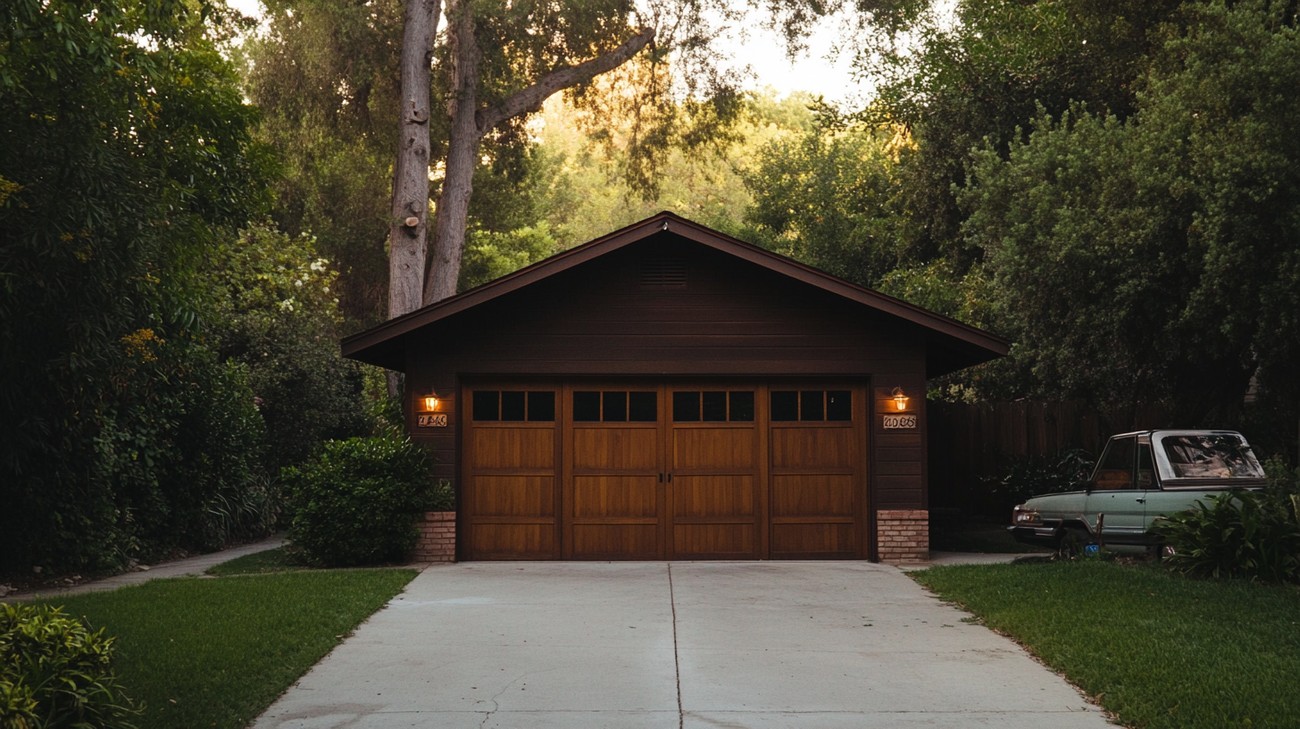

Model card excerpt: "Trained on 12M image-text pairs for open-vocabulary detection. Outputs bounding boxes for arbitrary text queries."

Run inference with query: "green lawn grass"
[34,569,416,729]
[205,547,299,576]
[913,560,1300,729]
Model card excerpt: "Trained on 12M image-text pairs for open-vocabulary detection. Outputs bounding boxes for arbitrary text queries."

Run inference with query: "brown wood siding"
[406,373,459,482]
[871,382,928,511]
[409,239,922,379]
[342,214,1008,377]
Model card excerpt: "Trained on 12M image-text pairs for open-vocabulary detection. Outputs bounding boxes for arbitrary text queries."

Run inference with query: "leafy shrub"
[0,604,140,728]
[1153,458,1300,583]
[976,448,1095,519]
[281,435,437,566]
[424,479,455,512]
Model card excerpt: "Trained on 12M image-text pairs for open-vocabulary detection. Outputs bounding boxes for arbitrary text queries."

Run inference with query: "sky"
[226,0,863,104]
[713,15,863,104]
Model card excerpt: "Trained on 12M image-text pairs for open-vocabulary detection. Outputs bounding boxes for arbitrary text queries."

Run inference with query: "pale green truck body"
[1009,430,1265,554]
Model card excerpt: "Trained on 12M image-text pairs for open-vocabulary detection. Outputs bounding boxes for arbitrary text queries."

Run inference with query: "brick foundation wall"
[876,509,929,564]
[411,511,456,562]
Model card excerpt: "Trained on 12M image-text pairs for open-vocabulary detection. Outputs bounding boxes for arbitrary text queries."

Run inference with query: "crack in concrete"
[478,669,550,729]
[477,676,513,728]
[668,563,684,729]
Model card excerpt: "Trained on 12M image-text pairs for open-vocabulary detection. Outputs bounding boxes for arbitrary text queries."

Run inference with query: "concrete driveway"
[253,562,1115,729]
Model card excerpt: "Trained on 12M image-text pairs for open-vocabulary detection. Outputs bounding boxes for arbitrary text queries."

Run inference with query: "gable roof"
[342,211,1009,375]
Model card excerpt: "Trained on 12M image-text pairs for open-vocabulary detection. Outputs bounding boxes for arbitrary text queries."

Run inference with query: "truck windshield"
[1160,434,1264,479]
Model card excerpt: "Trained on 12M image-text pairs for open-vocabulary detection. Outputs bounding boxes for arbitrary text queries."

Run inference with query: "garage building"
[342,213,1007,562]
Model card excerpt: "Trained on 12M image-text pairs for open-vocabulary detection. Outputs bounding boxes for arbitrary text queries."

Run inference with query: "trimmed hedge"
[281,436,436,566]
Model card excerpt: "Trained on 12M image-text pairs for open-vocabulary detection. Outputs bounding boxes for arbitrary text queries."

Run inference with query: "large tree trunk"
[425,0,479,305]
[422,7,656,306]
[388,0,440,321]
[386,0,440,397]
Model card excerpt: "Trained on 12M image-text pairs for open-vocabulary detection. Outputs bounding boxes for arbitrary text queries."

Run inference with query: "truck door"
[1084,434,1149,545]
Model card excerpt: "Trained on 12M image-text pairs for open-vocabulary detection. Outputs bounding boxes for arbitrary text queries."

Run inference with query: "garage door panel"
[673,524,755,557]
[468,523,556,559]
[771,428,855,469]
[573,428,658,470]
[673,475,755,517]
[570,524,658,559]
[572,476,658,518]
[771,474,854,517]
[468,428,555,469]
[469,476,556,517]
[673,428,756,469]
[771,522,855,557]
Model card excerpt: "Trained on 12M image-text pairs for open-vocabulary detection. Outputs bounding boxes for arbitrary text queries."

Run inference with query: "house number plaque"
[417,413,448,428]
[882,414,918,429]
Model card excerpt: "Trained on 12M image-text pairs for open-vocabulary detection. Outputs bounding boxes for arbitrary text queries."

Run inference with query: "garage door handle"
[667,473,673,482]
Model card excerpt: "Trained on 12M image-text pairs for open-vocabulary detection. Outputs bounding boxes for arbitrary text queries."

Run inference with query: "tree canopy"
[962,0,1300,429]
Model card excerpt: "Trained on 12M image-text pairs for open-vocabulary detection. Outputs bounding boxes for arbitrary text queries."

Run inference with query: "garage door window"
[472,390,556,422]
[672,391,755,422]
[771,390,852,422]
[573,390,657,422]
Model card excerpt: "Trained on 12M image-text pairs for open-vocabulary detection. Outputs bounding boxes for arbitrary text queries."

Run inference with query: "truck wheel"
[1056,528,1090,560]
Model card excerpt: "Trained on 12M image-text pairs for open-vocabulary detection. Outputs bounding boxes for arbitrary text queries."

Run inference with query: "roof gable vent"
[640,257,687,288]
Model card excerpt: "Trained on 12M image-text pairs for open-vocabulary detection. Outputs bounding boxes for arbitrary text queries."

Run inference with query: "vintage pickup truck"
[1009,430,1266,556]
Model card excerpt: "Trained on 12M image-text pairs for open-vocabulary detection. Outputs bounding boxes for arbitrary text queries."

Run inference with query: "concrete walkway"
[253,561,1114,729]
[10,535,286,601]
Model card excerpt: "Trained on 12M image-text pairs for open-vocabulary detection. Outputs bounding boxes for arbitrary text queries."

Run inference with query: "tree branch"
[477,26,656,133]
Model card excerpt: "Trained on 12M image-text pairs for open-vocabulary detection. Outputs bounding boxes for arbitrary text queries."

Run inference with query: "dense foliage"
[0,0,279,574]
[204,224,370,470]
[742,122,909,287]
[238,0,405,325]
[0,604,140,728]
[281,435,438,566]
[1154,460,1300,583]
[973,449,1095,521]
[0,0,375,578]
[962,2,1300,427]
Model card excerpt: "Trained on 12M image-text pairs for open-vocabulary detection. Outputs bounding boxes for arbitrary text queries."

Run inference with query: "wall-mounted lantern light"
[891,387,909,412]
[419,391,441,412]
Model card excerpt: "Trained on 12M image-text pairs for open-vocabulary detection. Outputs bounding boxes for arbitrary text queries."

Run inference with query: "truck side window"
[1137,443,1155,489]
[1093,436,1135,490]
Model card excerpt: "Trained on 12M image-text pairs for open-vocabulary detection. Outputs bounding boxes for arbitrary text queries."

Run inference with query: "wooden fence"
[926,400,1173,512]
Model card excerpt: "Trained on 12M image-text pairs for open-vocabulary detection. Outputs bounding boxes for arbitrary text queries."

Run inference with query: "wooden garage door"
[462,389,561,559]
[566,388,662,559]
[769,389,862,558]
[462,383,866,560]
[669,389,761,559]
